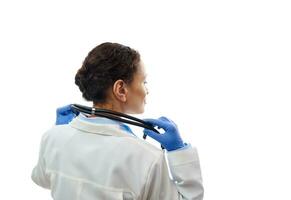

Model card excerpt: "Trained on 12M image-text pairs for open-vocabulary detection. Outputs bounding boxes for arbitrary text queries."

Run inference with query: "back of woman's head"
[75,42,140,104]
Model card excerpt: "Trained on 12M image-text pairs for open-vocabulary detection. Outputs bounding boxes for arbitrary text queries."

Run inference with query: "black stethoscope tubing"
[71,104,162,141]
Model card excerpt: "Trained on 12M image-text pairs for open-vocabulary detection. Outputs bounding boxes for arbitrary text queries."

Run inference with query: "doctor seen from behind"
[31,42,204,199]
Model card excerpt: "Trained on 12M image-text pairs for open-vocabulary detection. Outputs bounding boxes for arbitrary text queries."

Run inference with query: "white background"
[0,0,290,199]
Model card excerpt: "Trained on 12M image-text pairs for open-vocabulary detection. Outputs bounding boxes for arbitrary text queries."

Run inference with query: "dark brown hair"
[75,42,140,104]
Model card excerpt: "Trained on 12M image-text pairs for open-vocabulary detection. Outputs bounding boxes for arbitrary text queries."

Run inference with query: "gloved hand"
[143,116,185,151]
[56,104,78,125]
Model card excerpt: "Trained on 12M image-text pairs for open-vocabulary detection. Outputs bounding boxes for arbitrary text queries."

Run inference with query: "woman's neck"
[89,102,124,117]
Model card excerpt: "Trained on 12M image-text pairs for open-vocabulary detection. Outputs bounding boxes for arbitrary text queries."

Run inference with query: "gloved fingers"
[143,129,162,141]
[159,116,176,124]
[55,113,75,125]
[56,104,72,114]
[143,118,168,129]
[159,116,177,127]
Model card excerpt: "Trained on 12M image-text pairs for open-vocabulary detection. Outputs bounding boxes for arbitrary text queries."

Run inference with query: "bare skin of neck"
[87,101,123,118]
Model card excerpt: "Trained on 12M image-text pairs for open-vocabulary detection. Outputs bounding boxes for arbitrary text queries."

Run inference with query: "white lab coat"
[32,116,204,200]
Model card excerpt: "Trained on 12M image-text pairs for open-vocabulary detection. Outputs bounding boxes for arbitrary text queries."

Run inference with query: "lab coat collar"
[69,116,135,138]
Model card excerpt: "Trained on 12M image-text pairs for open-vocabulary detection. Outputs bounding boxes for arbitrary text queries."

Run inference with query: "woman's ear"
[112,80,128,102]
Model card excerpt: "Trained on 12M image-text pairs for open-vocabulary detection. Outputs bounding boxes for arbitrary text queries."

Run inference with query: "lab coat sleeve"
[144,145,204,200]
[31,132,50,189]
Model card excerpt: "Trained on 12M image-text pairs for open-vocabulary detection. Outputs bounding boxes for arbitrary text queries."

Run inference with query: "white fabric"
[32,116,204,199]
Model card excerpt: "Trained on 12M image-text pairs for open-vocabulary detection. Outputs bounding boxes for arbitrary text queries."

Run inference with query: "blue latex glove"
[143,116,185,151]
[55,104,78,125]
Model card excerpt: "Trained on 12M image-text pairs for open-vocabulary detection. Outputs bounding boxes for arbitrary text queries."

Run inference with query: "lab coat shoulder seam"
[123,136,163,157]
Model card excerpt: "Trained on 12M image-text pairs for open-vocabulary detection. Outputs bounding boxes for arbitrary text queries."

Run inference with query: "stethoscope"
[71,104,165,149]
